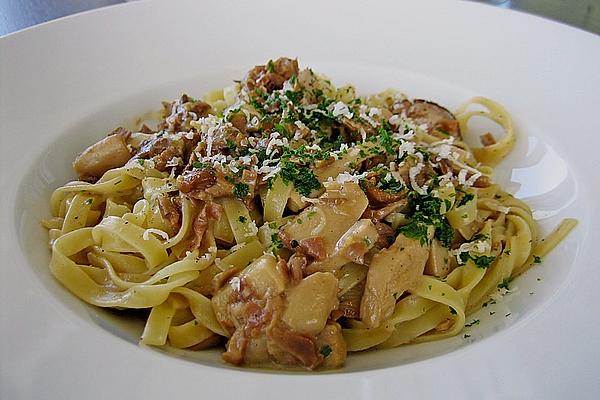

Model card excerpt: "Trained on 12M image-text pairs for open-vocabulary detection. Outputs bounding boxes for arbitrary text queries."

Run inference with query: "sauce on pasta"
[43,58,576,370]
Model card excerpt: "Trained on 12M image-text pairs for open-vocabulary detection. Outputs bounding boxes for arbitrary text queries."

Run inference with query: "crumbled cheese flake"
[331,101,354,119]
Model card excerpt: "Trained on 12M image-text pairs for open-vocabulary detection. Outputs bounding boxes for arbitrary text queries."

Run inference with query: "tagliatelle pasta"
[43,57,576,370]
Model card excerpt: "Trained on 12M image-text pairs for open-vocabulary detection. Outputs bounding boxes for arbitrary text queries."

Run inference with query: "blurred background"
[0,0,599,36]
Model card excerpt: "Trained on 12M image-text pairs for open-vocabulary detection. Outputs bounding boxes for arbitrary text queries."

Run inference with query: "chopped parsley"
[397,193,455,248]
[284,89,303,105]
[137,159,145,166]
[377,127,397,155]
[268,230,283,253]
[473,255,496,268]
[274,123,289,137]
[398,220,430,246]
[238,216,247,223]
[83,198,93,205]
[232,182,250,199]
[319,345,332,358]
[497,277,511,290]
[376,175,404,194]
[435,220,454,248]
[459,252,496,268]
[471,233,489,241]
[279,161,321,196]
[255,147,268,164]
[456,192,475,208]
[465,319,480,327]
[192,161,207,169]
[226,139,238,153]
[533,255,542,264]
[435,127,450,137]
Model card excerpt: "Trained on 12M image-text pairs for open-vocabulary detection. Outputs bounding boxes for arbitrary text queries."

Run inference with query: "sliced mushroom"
[211,254,287,335]
[360,233,430,328]
[244,57,299,93]
[424,238,455,278]
[73,127,132,181]
[280,182,369,267]
[362,177,406,207]
[374,222,396,248]
[240,254,288,298]
[159,94,211,133]
[315,322,347,369]
[157,195,182,234]
[178,169,217,194]
[307,219,378,274]
[266,323,320,369]
[281,272,339,336]
[134,134,186,172]
[407,99,461,139]
[313,142,378,182]
[177,167,234,201]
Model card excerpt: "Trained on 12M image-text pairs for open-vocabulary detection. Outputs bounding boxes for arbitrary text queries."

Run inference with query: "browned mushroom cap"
[407,100,462,139]
[177,168,217,194]
[72,127,132,182]
[361,177,406,207]
[244,57,299,93]
[135,135,186,172]
[158,94,211,133]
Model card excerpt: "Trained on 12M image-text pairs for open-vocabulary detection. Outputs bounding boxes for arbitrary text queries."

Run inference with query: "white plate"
[2,0,599,398]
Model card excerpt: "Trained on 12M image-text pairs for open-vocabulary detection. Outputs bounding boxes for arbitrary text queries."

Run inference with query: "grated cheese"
[331,101,354,119]
[409,163,428,195]
[335,171,369,183]
[451,240,491,264]
[398,140,415,159]
[230,276,241,291]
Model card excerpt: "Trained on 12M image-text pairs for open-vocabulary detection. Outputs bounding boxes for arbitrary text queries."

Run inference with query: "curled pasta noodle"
[50,229,199,308]
[455,96,516,166]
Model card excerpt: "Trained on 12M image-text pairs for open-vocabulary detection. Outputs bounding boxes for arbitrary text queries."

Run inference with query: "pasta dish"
[43,58,576,370]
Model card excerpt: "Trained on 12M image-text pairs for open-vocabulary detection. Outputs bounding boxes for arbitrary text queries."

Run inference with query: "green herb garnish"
[232,182,250,199]
[397,193,455,248]
[456,193,475,208]
[497,278,511,290]
[279,161,321,196]
[192,161,207,169]
[471,233,489,241]
[319,345,332,358]
[459,252,496,268]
